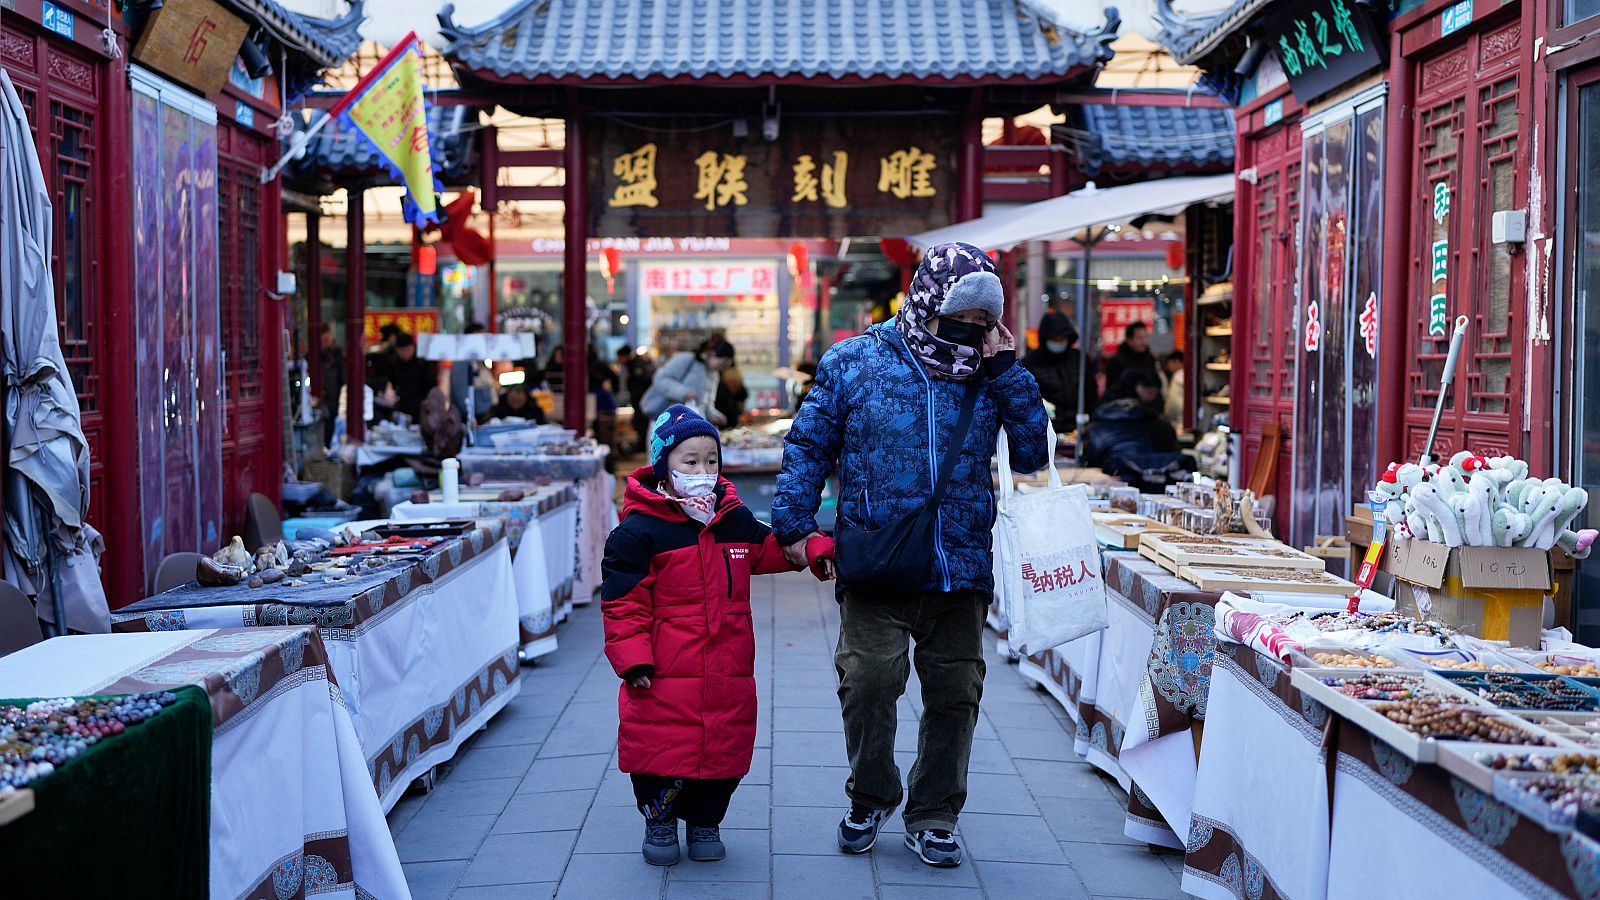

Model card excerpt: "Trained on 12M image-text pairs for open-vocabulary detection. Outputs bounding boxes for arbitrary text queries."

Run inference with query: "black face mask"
[937,319,988,350]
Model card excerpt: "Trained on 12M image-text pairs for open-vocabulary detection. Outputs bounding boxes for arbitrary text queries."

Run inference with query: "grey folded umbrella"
[0,70,108,634]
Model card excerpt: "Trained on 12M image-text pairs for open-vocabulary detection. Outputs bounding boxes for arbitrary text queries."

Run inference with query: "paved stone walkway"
[388,572,1189,899]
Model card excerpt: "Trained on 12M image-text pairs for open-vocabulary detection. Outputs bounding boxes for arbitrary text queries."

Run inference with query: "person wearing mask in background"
[1160,351,1185,430]
[639,338,735,429]
[620,347,656,454]
[1104,321,1158,392]
[488,382,548,424]
[1081,369,1191,490]
[317,324,345,446]
[544,345,567,394]
[715,353,749,428]
[1021,312,1096,434]
[388,333,437,420]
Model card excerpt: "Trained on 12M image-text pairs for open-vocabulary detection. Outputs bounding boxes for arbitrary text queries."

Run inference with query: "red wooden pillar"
[306,213,323,396]
[1000,249,1020,337]
[1377,38,1414,468]
[102,47,140,604]
[346,188,367,442]
[562,105,588,432]
[958,88,984,222]
[483,125,499,332]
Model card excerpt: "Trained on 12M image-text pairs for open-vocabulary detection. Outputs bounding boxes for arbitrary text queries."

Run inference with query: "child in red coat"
[602,405,833,866]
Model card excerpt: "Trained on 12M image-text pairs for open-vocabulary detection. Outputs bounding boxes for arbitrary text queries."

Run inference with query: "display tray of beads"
[1436,671,1600,720]
[1394,646,1521,673]
[1437,746,1600,795]
[1289,667,1564,762]
[0,692,182,802]
[1495,771,1600,833]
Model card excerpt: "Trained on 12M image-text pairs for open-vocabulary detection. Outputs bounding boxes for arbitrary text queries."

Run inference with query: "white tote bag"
[992,425,1108,655]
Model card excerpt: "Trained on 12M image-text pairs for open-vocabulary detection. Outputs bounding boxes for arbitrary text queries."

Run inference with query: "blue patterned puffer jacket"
[772,322,1050,596]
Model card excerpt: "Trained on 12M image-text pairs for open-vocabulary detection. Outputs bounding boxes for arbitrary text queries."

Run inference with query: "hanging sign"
[639,263,779,296]
[1429,294,1449,337]
[328,33,440,226]
[588,116,957,238]
[1264,0,1387,104]
[131,0,250,96]
[40,2,74,39]
[1360,292,1379,358]
[1432,181,1450,224]
[364,309,441,347]
[1100,299,1157,356]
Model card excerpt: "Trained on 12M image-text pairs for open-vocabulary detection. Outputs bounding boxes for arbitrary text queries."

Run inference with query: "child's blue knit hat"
[650,405,721,483]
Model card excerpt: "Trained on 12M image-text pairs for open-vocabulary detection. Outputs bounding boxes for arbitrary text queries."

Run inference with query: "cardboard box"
[1384,539,1550,647]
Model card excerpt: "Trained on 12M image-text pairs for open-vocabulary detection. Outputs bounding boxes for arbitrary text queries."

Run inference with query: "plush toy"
[1557,528,1599,560]
[1411,483,1464,547]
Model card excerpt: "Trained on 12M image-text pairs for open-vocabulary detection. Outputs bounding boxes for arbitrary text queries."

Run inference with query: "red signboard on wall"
[1100,300,1157,356]
[364,309,440,347]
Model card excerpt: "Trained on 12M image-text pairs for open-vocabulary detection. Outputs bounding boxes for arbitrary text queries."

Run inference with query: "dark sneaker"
[686,825,726,861]
[905,829,963,867]
[838,803,891,854]
[642,816,680,866]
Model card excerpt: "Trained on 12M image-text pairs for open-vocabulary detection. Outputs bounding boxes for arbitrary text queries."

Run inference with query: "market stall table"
[390,482,580,658]
[0,627,408,899]
[109,522,520,813]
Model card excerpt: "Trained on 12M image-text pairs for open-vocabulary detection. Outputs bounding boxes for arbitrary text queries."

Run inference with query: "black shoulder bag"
[835,380,980,595]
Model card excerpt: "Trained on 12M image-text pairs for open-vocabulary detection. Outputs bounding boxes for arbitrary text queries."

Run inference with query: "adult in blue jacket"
[772,241,1049,868]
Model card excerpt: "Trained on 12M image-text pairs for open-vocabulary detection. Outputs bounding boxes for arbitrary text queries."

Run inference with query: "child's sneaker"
[837,803,890,853]
[905,829,964,867]
[686,825,726,861]
[642,816,680,866]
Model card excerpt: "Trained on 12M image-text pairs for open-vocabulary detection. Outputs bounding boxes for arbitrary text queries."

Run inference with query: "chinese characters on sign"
[1440,0,1474,37]
[587,116,955,238]
[1360,291,1379,358]
[638,263,779,296]
[41,2,74,39]
[363,309,441,346]
[1266,0,1384,103]
[1019,561,1098,594]
[610,144,660,208]
[1099,300,1156,356]
[1433,181,1450,224]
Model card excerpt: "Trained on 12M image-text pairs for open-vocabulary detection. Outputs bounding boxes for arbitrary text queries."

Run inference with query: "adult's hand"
[783,534,820,568]
[710,410,729,427]
[984,323,1017,358]
[683,390,699,403]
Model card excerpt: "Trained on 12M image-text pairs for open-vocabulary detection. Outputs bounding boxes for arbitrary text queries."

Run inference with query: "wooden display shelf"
[1205,326,1233,337]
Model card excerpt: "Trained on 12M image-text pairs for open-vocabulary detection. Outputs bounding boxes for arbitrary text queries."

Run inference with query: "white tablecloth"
[113,533,522,812]
[0,628,409,900]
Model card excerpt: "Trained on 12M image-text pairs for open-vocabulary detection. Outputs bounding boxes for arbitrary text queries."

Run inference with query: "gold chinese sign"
[588,116,956,238]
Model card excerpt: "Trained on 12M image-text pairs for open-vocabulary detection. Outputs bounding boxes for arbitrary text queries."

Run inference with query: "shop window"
[1290,88,1386,550]
[1573,78,1600,641]
[1570,0,1600,26]
[1470,76,1519,415]
[1249,172,1279,403]
[219,161,263,409]
[51,101,96,411]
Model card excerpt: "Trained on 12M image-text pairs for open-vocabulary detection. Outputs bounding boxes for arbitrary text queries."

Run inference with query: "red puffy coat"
[602,467,802,779]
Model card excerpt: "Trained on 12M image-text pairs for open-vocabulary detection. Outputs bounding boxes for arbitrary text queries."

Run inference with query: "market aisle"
[387,573,1189,899]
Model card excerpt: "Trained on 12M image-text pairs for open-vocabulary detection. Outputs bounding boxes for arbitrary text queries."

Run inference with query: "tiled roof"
[437,0,1119,84]
[292,103,479,183]
[1152,0,1263,67]
[1065,101,1235,177]
[228,0,366,68]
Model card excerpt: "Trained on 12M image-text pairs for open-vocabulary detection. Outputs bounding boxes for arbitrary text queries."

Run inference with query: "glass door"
[130,67,222,584]
[1568,72,1600,642]
[1290,86,1387,556]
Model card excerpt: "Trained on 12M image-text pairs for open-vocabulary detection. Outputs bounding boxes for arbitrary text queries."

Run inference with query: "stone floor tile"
[958,813,1069,864]
[771,706,844,732]
[450,883,557,900]
[473,715,558,748]
[573,799,648,853]
[445,743,541,781]
[722,784,773,830]
[996,725,1089,763]
[553,852,665,900]
[492,789,596,835]
[396,813,497,862]
[872,837,981,887]
[879,885,985,900]
[770,853,876,900]
[1040,795,1146,846]
[771,729,848,767]
[664,828,771,882]
[958,772,1036,816]
[419,777,522,819]
[1058,841,1185,899]
[518,754,612,794]
[967,739,1020,776]
[458,831,578,887]
[665,881,772,899]
[771,765,852,807]
[402,860,467,900]
[975,861,1091,898]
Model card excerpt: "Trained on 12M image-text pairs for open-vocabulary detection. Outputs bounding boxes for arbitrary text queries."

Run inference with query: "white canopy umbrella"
[908,173,1236,439]
[906,174,1235,252]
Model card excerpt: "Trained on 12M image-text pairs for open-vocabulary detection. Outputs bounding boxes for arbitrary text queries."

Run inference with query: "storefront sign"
[1430,240,1450,282]
[1440,0,1474,37]
[588,116,956,238]
[1099,299,1156,356]
[132,0,250,96]
[1304,300,1322,352]
[640,263,779,296]
[1263,98,1284,127]
[364,309,441,346]
[1360,292,1378,358]
[1432,181,1450,224]
[1264,0,1386,104]
[40,2,73,39]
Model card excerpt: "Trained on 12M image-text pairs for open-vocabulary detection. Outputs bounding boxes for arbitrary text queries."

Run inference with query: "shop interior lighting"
[619,314,631,325]
[498,371,527,387]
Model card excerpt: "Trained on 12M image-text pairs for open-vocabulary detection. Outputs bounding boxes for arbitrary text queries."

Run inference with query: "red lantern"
[417,244,437,276]
[787,242,808,276]
[879,238,919,267]
[1165,241,1185,271]
[601,246,623,293]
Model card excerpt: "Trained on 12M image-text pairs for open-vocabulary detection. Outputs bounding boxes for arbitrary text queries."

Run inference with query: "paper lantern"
[787,242,808,275]
[417,244,437,276]
[1166,241,1185,271]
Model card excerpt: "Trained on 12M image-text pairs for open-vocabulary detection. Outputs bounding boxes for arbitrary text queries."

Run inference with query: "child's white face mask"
[671,471,718,498]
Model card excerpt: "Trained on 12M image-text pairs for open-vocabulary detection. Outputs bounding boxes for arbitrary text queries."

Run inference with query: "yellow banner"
[340,34,437,224]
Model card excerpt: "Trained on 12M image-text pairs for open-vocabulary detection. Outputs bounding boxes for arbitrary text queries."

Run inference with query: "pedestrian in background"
[1021,311,1095,433]
[773,242,1049,868]
[639,338,735,427]
[601,405,834,867]
[1103,320,1158,393]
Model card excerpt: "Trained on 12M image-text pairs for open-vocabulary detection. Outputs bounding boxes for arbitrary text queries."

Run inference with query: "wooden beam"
[495,185,566,202]
[983,147,1055,169]
[1051,90,1228,109]
[498,149,563,167]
